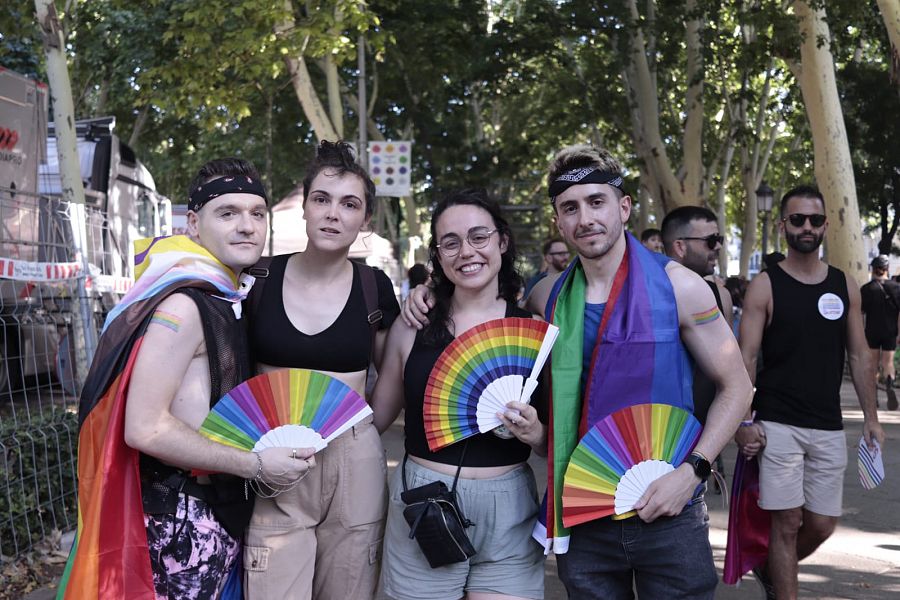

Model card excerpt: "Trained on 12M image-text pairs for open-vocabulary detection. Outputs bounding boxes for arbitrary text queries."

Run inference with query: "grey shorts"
[758,420,847,517]
[381,460,545,600]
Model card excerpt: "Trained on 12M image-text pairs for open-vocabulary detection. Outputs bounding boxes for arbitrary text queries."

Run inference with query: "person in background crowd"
[860,255,900,410]
[402,263,429,300]
[523,238,570,299]
[640,227,664,253]
[725,276,749,338]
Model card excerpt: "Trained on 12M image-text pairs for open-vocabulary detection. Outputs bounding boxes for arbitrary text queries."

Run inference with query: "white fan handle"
[519,377,539,405]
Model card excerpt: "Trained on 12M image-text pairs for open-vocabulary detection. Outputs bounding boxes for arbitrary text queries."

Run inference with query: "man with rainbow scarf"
[58,158,314,599]
[526,145,753,599]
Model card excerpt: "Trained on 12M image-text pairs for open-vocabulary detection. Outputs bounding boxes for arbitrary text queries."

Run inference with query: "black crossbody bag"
[400,443,476,568]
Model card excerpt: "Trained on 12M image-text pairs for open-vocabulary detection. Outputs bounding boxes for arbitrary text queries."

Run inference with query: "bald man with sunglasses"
[736,185,884,600]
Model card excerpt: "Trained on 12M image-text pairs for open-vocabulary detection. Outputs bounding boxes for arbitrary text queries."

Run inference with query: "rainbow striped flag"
[58,235,248,599]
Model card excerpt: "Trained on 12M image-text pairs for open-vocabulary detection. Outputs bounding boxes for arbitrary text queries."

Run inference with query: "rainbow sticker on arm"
[692,306,721,326]
[423,317,559,451]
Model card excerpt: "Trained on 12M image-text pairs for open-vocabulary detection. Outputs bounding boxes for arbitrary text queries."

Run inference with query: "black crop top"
[249,255,399,372]
[403,303,536,467]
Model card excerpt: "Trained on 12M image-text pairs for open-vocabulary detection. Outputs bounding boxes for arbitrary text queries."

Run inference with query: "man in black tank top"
[737,186,885,600]
[860,255,900,410]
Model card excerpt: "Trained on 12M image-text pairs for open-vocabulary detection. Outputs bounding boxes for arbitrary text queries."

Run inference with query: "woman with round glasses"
[372,189,546,600]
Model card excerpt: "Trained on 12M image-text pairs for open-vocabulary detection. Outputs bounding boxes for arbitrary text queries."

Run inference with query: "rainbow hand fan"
[424,317,559,451]
[562,403,702,527]
[198,369,372,453]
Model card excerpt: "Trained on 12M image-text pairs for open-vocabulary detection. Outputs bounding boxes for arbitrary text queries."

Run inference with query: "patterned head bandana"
[548,167,624,203]
[188,175,268,212]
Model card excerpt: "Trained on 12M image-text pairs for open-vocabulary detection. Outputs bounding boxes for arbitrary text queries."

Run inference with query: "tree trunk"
[738,167,758,277]
[877,0,900,81]
[128,104,149,149]
[35,0,97,384]
[323,54,344,140]
[794,0,867,283]
[682,0,704,202]
[621,0,686,210]
[276,1,338,142]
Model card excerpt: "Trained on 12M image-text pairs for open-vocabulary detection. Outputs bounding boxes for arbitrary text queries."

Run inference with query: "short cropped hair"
[640,228,661,242]
[780,185,824,216]
[660,206,717,252]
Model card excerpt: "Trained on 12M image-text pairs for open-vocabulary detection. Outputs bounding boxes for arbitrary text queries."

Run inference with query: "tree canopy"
[2,0,896,272]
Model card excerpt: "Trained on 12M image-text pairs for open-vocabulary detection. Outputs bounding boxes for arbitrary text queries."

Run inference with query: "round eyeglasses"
[436,228,499,258]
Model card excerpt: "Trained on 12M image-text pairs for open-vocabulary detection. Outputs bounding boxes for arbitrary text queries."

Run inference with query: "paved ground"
[28,379,900,599]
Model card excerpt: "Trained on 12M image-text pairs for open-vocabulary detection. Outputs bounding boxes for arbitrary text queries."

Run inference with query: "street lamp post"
[756,181,775,259]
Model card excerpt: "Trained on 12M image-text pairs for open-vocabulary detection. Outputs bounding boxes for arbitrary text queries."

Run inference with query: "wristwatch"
[684,453,711,481]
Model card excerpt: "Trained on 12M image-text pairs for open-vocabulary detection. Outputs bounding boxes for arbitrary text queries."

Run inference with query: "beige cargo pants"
[243,417,387,599]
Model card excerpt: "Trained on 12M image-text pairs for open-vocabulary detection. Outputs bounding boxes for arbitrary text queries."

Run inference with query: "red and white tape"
[0,257,134,294]
[0,257,82,281]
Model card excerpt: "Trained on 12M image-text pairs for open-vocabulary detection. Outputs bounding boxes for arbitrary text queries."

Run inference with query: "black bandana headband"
[188,175,268,212]
[548,167,624,202]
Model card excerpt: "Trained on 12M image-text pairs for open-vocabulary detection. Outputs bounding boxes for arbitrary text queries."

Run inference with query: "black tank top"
[754,263,848,430]
[403,304,534,467]
[141,288,254,537]
[249,255,399,372]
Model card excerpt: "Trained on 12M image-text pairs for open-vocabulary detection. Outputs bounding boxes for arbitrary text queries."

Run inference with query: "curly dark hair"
[302,140,376,218]
[424,188,523,345]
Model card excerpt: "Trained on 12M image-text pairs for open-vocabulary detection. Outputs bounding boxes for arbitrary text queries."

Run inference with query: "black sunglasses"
[678,234,724,250]
[785,213,826,228]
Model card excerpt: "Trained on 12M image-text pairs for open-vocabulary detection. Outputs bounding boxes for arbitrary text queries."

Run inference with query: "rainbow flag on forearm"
[58,235,249,599]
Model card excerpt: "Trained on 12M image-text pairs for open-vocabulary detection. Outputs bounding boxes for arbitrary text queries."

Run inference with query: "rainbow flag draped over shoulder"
[58,235,249,600]
[534,232,695,554]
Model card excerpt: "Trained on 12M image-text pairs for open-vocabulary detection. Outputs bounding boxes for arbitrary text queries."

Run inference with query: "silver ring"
[291,448,297,459]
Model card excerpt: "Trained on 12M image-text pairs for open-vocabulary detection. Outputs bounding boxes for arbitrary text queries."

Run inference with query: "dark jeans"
[556,501,717,600]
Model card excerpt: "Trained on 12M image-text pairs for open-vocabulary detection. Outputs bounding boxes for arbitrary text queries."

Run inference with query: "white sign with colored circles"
[368,141,412,197]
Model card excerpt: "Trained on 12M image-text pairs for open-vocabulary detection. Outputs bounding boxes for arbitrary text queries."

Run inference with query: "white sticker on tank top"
[817,292,844,320]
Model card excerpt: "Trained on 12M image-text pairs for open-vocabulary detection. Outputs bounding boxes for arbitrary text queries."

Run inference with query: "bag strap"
[402,440,470,495]
[358,264,384,389]
[245,256,273,323]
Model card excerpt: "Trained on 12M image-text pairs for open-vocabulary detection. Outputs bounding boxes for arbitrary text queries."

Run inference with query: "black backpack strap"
[245,256,272,324]
[358,264,384,374]
[359,263,383,331]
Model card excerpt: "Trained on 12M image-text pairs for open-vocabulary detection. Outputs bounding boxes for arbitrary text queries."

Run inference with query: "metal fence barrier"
[0,186,114,559]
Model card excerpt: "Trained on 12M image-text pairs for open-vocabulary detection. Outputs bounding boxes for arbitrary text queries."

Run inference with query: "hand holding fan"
[198,368,372,453]
[562,403,701,526]
[424,317,559,451]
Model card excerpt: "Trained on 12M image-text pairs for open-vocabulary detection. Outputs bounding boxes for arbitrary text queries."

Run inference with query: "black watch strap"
[686,452,711,481]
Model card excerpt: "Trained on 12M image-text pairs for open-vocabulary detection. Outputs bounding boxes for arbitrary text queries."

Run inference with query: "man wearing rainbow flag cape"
[526,145,753,599]
[58,158,313,599]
